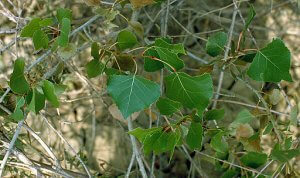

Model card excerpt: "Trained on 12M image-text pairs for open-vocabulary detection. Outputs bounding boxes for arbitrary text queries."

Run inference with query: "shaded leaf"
[33,29,49,50]
[244,4,256,30]
[20,18,41,37]
[186,121,203,150]
[247,39,292,82]
[11,97,25,121]
[107,75,160,119]
[42,80,60,108]
[211,131,228,153]
[85,59,104,78]
[58,18,71,47]
[91,42,100,60]
[143,48,164,72]
[240,152,267,168]
[156,97,182,115]
[9,58,30,95]
[206,32,227,57]
[57,43,76,60]
[271,144,300,162]
[204,109,225,121]
[117,30,137,50]
[56,8,72,24]
[27,88,45,113]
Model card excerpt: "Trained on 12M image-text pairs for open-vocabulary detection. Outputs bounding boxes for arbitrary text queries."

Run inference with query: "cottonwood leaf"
[107,75,160,119]
[20,18,41,37]
[91,42,100,60]
[186,121,203,150]
[271,144,300,162]
[165,72,213,114]
[27,88,45,114]
[33,29,49,50]
[57,43,76,60]
[240,152,267,168]
[204,109,225,121]
[117,30,137,50]
[143,48,164,72]
[85,59,104,78]
[42,80,60,108]
[156,97,182,115]
[39,18,54,27]
[211,131,229,153]
[129,127,181,155]
[244,4,256,31]
[11,97,25,121]
[9,58,30,95]
[56,8,72,24]
[154,38,185,71]
[206,32,227,57]
[247,39,292,82]
[58,18,71,47]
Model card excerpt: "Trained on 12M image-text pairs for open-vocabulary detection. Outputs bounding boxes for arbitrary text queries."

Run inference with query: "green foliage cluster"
[2,1,299,177]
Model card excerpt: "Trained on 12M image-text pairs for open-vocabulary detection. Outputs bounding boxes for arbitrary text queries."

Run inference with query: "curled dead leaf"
[129,0,154,8]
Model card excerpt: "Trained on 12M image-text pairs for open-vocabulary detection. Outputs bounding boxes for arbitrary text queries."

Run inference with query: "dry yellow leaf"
[129,0,155,8]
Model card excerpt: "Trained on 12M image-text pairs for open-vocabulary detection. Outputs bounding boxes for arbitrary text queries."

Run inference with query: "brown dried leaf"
[108,104,139,124]
[129,0,155,8]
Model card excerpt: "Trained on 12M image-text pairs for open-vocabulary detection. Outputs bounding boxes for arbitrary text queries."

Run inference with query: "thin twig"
[127,117,148,178]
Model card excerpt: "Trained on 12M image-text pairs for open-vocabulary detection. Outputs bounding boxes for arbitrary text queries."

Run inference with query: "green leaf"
[143,48,164,72]
[221,169,239,178]
[247,39,292,82]
[91,42,100,60]
[39,18,54,27]
[210,131,228,153]
[117,30,138,50]
[284,137,293,150]
[204,109,225,121]
[32,29,49,50]
[186,121,203,150]
[144,128,181,155]
[211,131,228,153]
[129,127,162,143]
[9,58,30,95]
[206,32,227,57]
[165,72,213,113]
[56,8,72,24]
[107,75,160,119]
[57,43,76,60]
[11,97,25,121]
[85,59,104,78]
[156,97,182,115]
[263,122,273,135]
[238,53,256,63]
[42,80,60,108]
[27,88,45,113]
[53,84,67,96]
[271,144,300,162]
[290,104,298,126]
[240,152,267,168]
[230,109,254,129]
[58,18,71,47]
[154,38,186,55]
[153,38,185,71]
[129,127,181,155]
[20,18,41,37]
[244,4,256,31]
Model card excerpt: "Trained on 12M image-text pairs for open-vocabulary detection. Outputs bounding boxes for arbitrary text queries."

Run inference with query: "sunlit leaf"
[20,18,41,38]
[42,80,60,108]
[9,58,30,95]
[247,39,292,82]
[156,97,182,115]
[107,75,160,119]
[211,131,228,153]
[56,8,72,24]
[27,88,45,114]
[165,72,213,114]
[33,29,49,50]
[58,18,71,47]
